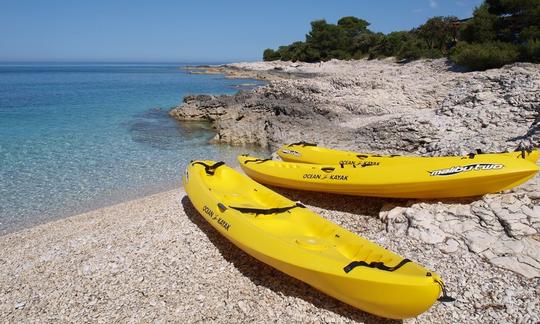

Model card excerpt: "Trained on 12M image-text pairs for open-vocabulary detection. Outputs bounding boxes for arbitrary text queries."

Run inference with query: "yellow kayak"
[183,160,451,319]
[238,155,539,198]
[277,142,540,166]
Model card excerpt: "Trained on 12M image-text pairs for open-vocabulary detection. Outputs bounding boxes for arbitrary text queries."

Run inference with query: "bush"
[450,41,520,70]
[396,40,425,60]
[521,39,540,63]
[263,49,281,61]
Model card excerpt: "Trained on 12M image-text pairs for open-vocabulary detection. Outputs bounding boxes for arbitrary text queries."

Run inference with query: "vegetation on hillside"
[263,0,540,70]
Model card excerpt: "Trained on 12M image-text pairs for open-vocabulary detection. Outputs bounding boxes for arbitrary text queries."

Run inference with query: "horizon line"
[0,60,260,65]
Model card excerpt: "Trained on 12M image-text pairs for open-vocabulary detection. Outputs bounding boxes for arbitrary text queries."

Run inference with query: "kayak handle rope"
[229,202,306,215]
[343,258,411,274]
[243,158,272,164]
[467,149,483,159]
[514,143,535,159]
[467,144,536,159]
[356,154,398,160]
[288,141,317,147]
[434,278,455,302]
[191,161,226,175]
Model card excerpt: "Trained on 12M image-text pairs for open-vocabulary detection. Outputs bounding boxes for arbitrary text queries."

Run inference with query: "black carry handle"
[434,279,456,302]
[229,202,306,215]
[514,143,535,159]
[243,158,272,164]
[288,141,317,147]
[343,258,411,274]
[191,161,226,175]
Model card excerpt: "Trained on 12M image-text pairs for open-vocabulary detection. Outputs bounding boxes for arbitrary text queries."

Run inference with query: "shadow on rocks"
[181,195,401,324]
[267,186,483,217]
[265,186,402,218]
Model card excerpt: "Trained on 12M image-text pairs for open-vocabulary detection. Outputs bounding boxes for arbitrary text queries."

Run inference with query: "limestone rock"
[171,59,540,153]
[379,190,540,279]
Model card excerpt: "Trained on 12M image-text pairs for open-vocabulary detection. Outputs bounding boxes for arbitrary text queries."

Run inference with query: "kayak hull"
[184,161,445,319]
[277,143,540,166]
[238,155,539,198]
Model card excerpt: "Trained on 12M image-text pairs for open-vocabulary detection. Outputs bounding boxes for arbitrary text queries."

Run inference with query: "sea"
[0,63,267,234]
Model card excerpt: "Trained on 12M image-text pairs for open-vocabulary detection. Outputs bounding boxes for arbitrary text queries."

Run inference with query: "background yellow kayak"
[277,142,540,166]
[183,160,451,319]
[238,155,539,198]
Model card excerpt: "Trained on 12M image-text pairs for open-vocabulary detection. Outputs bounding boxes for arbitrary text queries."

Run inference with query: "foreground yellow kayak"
[183,160,451,319]
[238,155,539,198]
[277,142,540,166]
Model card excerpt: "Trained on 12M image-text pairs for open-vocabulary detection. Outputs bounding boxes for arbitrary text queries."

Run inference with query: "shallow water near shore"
[0,64,267,234]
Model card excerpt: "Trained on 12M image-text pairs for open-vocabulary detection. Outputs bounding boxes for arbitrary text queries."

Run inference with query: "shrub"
[396,42,425,60]
[450,41,520,70]
[263,49,281,61]
[521,39,540,63]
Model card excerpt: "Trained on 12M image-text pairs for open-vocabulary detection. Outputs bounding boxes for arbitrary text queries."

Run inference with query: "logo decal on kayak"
[217,218,231,231]
[281,149,301,156]
[340,160,380,167]
[302,173,348,181]
[203,205,231,231]
[303,173,326,179]
[429,164,504,176]
[203,205,215,218]
[330,175,349,180]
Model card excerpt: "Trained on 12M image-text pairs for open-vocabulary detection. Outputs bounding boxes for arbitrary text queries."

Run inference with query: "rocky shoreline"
[172,59,539,154]
[171,58,540,321]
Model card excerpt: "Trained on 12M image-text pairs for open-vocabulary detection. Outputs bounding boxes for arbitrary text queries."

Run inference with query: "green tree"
[351,32,383,58]
[261,6,537,67]
[337,16,370,39]
[417,16,458,52]
[263,49,281,61]
[276,45,293,61]
[337,16,371,54]
[305,20,349,60]
[486,0,540,42]
[459,4,498,43]
[368,32,412,58]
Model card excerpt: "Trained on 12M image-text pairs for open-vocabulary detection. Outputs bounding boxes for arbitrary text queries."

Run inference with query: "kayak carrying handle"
[191,161,226,175]
[434,279,455,302]
[243,158,272,164]
[288,141,317,147]
[514,143,535,159]
[467,149,483,159]
[229,202,306,215]
[343,258,411,274]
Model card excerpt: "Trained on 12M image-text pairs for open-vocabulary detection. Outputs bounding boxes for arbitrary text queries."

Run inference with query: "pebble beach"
[2,58,540,323]
[0,189,400,323]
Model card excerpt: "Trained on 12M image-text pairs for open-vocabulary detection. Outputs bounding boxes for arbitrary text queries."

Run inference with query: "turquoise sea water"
[0,64,266,234]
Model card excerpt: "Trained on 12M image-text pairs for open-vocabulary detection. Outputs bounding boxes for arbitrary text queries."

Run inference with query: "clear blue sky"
[1,0,483,63]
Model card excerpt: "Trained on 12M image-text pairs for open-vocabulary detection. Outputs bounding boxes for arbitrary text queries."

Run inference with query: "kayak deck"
[184,161,448,319]
[238,155,539,198]
[278,143,540,166]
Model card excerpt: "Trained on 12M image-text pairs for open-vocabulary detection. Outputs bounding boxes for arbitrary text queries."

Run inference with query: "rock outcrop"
[379,188,540,278]
[171,59,540,154]
[170,84,352,148]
